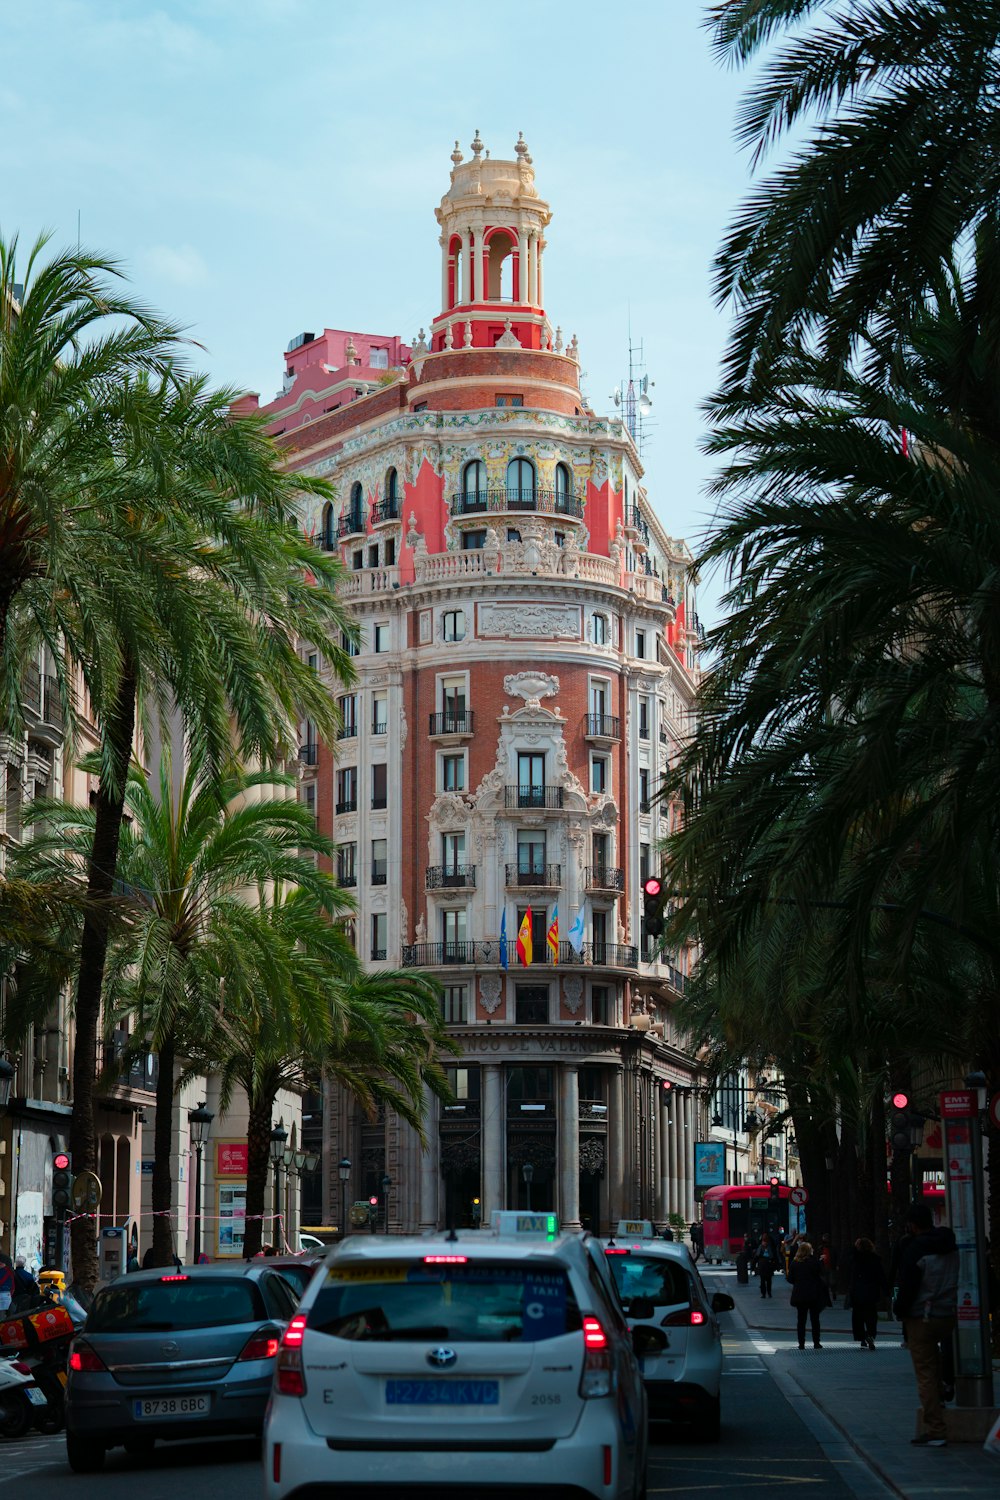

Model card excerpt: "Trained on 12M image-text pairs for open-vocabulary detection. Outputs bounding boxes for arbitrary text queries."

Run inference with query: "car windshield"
[308,1261,580,1343]
[87,1278,262,1333]
[605,1253,691,1310]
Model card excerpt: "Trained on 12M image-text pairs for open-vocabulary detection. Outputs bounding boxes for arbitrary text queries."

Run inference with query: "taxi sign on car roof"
[489,1210,559,1240]
[616,1220,656,1239]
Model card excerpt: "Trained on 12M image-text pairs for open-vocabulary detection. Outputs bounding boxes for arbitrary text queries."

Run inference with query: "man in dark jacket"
[894,1203,959,1446]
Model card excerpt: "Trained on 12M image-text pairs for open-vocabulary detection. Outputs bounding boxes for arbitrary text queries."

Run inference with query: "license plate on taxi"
[385,1379,498,1405]
[133,1394,210,1419]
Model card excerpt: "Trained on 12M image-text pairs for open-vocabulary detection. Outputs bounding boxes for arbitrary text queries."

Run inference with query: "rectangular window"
[639,697,650,740]
[385,537,396,565]
[443,609,465,642]
[461,529,486,550]
[592,613,608,645]
[635,629,647,659]
[442,909,468,961]
[440,677,467,719]
[372,693,388,734]
[639,768,651,812]
[369,347,389,369]
[413,401,428,412]
[368,543,379,568]
[517,830,546,877]
[591,986,610,1026]
[442,986,469,1025]
[442,831,466,875]
[441,753,465,791]
[495,394,524,407]
[515,986,550,1025]
[591,755,607,794]
[336,766,357,814]
[338,694,357,737]
[639,842,650,884]
[590,680,609,716]
[506,1066,554,1101]
[303,782,317,822]
[517,752,545,801]
[374,622,389,653]
[371,838,387,885]
[336,842,357,887]
[444,1064,480,1099]
[307,652,319,672]
[342,629,359,658]
[371,763,387,809]
[352,549,363,571]
[371,912,387,961]
[516,908,548,967]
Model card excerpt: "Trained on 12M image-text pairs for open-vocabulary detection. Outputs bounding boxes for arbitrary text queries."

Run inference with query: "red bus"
[701,1184,804,1262]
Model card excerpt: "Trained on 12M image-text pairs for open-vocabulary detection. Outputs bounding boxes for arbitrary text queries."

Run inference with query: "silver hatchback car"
[65,1263,299,1471]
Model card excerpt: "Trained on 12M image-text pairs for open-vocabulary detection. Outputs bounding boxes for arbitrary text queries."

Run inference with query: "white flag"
[567,902,588,955]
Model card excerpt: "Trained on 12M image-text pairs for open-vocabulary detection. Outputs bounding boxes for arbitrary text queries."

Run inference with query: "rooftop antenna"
[615,314,656,454]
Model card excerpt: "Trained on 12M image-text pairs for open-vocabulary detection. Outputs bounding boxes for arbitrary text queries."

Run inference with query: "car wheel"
[66,1433,107,1472]
[0,1397,31,1441]
[693,1398,721,1443]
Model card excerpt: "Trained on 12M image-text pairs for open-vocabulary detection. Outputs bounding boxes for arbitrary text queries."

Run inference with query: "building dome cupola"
[432,132,554,352]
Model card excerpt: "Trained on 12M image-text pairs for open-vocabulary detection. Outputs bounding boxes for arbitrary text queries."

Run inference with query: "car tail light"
[69,1343,107,1373]
[604,1247,628,1256]
[239,1328,281,1361]
[423,1255,467,1264]
[276,1313,308,1397]
[579,1316,614,1399]
[661,1307,704,1327]
[159,1274,188,1282]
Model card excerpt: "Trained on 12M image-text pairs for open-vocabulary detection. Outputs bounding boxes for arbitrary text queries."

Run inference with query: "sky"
[2,0,757,619]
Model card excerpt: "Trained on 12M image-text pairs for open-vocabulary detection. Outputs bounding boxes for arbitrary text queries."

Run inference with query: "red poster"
[216,1142,249,1176]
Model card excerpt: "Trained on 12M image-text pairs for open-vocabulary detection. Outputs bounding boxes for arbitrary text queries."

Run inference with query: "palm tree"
[18,754,347,1264]
[706,2,1000,392]
[210,905,453,1257]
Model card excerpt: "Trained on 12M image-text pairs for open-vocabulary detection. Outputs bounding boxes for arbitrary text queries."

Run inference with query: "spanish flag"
[517,908,533,966]
[547,906,559,964]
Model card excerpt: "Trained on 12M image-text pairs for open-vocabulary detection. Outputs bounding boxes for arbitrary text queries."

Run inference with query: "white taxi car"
[264,1216,649,1500]
[601,1222,734,1442]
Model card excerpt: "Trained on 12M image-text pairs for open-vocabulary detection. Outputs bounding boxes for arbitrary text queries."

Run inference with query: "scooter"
[0,1353,50,1441]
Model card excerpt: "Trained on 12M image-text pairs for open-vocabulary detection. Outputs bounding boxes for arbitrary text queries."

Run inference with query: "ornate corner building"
[248,134,706,1234]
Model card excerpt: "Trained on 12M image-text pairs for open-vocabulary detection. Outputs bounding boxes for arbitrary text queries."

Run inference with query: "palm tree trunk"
[151,1033,177,1266]
[69,664,137,1290]
[243,1080,279,1259]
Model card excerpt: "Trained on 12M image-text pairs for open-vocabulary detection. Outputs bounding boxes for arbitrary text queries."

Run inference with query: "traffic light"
[769,1175,780,1203]
[52,1150,74,1213]
[660,1079,674,1104]
[890,1091,911,1153]
[643,876,665,941]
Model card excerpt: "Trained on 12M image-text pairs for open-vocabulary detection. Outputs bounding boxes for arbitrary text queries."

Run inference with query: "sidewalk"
[703,1264,1000,1499]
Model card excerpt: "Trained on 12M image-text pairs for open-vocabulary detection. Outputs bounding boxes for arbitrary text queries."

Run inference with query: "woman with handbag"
[787,1239,829,1348]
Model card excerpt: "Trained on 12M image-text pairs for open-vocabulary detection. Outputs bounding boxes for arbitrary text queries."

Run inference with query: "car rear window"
[88,1278,263,1332]
[605,1253,691,1309]
[308,1260,580,1343]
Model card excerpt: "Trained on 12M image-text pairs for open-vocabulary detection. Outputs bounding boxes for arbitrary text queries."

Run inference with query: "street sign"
[989,1092,1000,1131]
[70,1169,102,1212]
[940,1089,977,1119]
[789,1186,808,1206]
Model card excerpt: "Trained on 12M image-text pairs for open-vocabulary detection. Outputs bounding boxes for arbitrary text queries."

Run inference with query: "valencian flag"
[547,906,559,964]
[517,908,533,967]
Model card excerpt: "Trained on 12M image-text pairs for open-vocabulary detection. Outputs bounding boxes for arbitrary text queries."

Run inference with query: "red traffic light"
[891,1091,909,1110]
[769,1176,779,1186]
[53,1152,71,1171]
[369,1196,379,1206]
[661,1080,673,1091]
[643,876,662,898]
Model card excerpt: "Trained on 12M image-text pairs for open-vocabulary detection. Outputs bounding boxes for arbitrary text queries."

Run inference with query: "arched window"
[349,481,364,529]
[461,459,487,514]
[449,234,464,308]
[555,463,571,508]
[385,467,398,518]
[486,229,516,302]
[322,502,335,550]
[506,457,536,509]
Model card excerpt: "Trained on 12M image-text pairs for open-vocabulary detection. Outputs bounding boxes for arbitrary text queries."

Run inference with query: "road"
[1,1286,871,1500]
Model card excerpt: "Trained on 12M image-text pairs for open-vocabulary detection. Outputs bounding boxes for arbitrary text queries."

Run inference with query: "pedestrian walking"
[13,1256,37,1298]
[847,1236,888,1349]
[787,1239,830,1349]
[689,1221,704,1262]
[753,1231,778,1298]
[0,1249,14,1313]
[894,1202,959,1447]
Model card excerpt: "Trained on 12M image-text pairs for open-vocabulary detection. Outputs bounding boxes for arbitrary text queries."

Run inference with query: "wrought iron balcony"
[369,499,400,525]
[504,784,564,811]
[371,947,387,961]
[371,861,387,885]
[337,868,357,888]
[583,865,624,893]
[372,717,388,735]
[298,743,319,765]
[505,863,561,888]
[23,664,41,714]
[402,941,496,968]
[400,938,637,970]
[626,505,651,544]
[450,487,585,519]
[584,713,620,741]
[337,509,366,539]
[429,712,475,736]
[336,723,357,740]
[426,865,477,889]
[335,796,358,815]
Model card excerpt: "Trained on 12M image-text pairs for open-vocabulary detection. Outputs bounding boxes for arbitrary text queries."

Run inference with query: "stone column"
[462,229,473,308]
[418,1084,439,1231]
[657,1100,670,1222]
[527,231,538,306]
[559,1066,581,1231]
[473,225,485,304]
[517,228,529,303]
[440,234,449,313]
[482,1064,504,1218]
[607,1066,625,1231]
[536,236,545,306]
[682,1093,694,1223]
[669,1096,680,1218]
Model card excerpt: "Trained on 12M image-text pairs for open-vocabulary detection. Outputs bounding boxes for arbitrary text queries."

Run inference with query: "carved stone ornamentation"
[480,976,503,1014]
[440,1133,481,1175]
[562,977,584,1014]
[503,671,560,708]
[496,318,522,350]
[479,603,580,641]
[579,1137,606,1176]
[506,1135,556,1172]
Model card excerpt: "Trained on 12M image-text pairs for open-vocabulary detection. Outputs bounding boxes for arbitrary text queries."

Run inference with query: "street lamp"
[270,1119,288,1249]
[338,1157,352,1239]
[381,1173,392,1233]
[187,1101,214,1263]
[522,1162,534,1212]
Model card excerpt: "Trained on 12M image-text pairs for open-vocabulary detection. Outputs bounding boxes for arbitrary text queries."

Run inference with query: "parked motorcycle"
[0,1354,50,1440]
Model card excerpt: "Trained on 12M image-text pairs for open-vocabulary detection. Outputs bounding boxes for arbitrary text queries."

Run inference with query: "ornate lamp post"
[522,1161,534,1212]
[338,1157,352,1239]
[187,1101,214,1262]
[269,1119,288,1249]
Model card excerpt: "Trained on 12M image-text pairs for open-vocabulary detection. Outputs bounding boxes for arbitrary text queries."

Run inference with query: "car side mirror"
[628,1296,655,1319]
[711,1292,735,1313]
[632,1324,668,1356]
